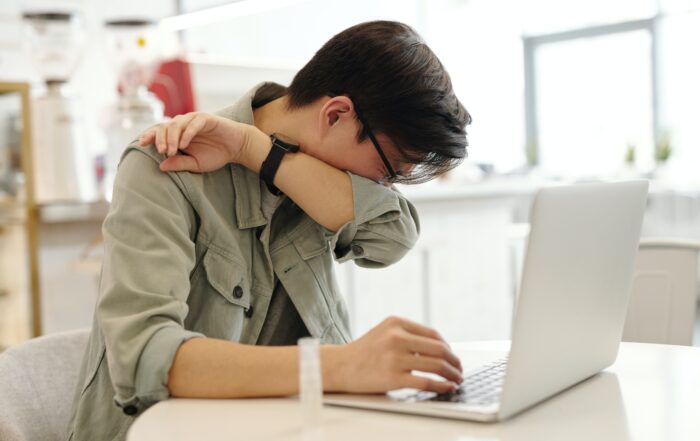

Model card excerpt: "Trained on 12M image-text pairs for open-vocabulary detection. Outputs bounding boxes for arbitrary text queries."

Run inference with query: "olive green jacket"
[66,83,420,441]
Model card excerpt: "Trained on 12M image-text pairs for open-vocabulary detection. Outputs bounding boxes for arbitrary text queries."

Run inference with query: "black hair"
[287,20,471,183]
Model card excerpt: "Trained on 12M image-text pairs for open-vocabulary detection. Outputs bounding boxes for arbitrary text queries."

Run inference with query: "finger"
[166,120,184,158]
[395,317,448,345]
[155,124,167,155]
[179,115,207,149]
[139,128,156,146]
[160,154,201,173]
[401,374,457,394]
[167,114,198,155]
[404,334,462,372]
[402,354,463,384]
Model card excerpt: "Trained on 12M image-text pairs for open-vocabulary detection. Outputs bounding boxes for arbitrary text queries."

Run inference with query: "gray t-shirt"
[256,279,310,346]
[255,178,310,346]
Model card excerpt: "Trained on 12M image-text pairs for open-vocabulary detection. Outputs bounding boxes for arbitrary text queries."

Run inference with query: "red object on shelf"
[149,58,196,117]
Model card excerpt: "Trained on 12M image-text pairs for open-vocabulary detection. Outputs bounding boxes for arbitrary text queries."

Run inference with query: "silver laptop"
[324,180,649,422]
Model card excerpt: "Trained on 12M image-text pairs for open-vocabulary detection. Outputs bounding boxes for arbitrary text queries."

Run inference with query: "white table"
[128,341,700,441]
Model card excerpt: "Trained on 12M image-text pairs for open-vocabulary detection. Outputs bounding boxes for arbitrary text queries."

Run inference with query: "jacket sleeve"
[324,172,420,268]
[97,147,204,415]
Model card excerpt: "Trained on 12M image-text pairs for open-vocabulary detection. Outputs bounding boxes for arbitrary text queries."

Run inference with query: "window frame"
[522,17,659,167]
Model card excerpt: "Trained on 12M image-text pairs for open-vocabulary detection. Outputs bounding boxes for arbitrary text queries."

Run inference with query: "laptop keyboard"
[430,358,508,406]
[394,358,508,406]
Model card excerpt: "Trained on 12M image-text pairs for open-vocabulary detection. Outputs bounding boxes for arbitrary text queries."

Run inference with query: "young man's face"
[305,96,409,185]
[315,131,403,185]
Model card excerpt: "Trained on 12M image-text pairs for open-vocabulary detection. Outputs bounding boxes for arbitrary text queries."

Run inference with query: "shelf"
[185,53,300,71]
[397,177,548,203]
[38,200,109,224]
[1,195,109,224]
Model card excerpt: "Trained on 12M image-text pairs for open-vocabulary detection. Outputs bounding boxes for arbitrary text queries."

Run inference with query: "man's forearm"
[167,337,345,398]
[241,127,354,232]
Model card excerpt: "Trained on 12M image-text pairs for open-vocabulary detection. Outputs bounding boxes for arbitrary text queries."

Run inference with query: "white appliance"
[23,11,97,203]
[103,19,164,202]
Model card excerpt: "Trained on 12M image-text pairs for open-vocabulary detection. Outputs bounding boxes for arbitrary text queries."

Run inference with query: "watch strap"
[260,134,299,196]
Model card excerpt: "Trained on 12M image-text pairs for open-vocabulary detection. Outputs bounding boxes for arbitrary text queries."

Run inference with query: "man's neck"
[253,96,320,154]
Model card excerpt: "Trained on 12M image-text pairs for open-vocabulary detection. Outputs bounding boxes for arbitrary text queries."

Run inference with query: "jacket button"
[233,285,243,299]
[351,244,364,255]
[123,405,138,416]
[244,305,254,318]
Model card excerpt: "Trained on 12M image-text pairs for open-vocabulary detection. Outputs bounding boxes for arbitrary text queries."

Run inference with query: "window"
[524,20,656,178]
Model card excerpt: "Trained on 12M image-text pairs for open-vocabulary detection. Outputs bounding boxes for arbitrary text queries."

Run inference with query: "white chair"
[623,238,700,345]
[0,329,89,441]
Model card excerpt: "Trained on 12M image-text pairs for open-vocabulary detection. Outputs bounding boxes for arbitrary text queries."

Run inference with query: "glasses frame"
[353,105,398,184]
[328,92,400,184]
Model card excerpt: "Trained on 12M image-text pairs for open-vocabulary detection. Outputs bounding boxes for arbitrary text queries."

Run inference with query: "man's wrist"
[238,125,272,173]
[320,344,347,392]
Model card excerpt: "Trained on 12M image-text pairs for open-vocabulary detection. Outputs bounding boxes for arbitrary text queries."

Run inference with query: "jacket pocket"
[292,225,329,260]
[202,248,251,310]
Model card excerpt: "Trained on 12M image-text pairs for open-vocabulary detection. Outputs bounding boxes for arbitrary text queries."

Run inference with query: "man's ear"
[318,95,355,136]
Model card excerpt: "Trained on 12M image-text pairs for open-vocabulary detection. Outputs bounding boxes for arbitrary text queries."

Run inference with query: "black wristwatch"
[259,133,300,195]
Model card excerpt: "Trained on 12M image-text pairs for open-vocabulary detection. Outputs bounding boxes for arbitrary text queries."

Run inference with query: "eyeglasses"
[353,105,399,184]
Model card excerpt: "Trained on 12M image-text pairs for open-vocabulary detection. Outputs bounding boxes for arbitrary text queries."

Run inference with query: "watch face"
[272,133,300,152]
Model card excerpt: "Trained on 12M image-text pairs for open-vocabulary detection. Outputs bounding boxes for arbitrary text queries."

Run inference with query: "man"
[67,20,471,440]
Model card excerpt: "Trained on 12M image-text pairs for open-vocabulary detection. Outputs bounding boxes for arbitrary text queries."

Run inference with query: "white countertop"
[128,341,700,441]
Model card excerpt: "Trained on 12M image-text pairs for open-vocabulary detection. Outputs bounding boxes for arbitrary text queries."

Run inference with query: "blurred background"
[1,0,699,349]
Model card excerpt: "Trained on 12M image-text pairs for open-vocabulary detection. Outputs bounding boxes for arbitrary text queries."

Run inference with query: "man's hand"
[330,316,464,394]
[138,112,254,173]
